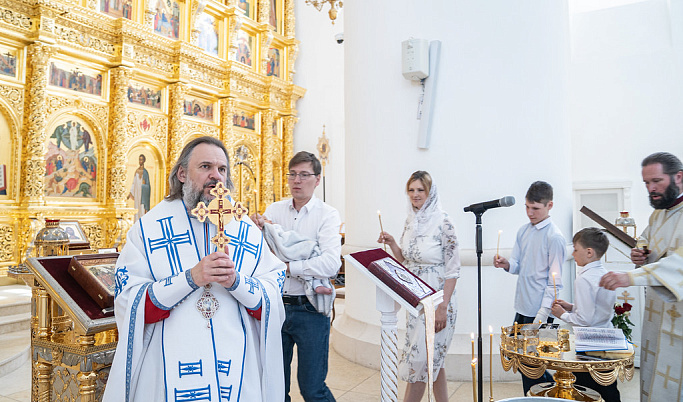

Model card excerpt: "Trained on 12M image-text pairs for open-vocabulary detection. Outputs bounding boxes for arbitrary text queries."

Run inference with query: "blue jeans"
[283,301,336,402]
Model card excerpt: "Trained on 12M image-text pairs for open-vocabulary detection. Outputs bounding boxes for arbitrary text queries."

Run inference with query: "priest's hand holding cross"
[191,246,237,288]
[190,181,249,289]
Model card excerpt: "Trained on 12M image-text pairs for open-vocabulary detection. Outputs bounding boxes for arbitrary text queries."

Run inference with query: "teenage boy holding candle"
[493,181,567,395]
[551,227,620,402]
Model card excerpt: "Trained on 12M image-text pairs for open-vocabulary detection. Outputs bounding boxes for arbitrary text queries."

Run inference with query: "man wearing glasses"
[252,151,341,401]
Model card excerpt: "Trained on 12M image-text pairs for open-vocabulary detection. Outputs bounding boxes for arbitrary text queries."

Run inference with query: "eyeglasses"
[286,172,316,180]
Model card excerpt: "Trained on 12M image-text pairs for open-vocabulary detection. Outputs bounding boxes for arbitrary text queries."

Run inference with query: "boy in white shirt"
[552,227,620,402]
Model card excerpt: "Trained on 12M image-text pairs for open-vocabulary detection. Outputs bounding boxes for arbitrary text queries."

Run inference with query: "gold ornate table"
[499,324,634,401]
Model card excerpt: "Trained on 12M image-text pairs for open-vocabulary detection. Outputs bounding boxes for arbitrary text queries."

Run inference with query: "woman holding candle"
[378,171,461,402]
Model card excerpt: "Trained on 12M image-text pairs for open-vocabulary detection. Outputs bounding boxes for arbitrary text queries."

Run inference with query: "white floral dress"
[397,186,461,383]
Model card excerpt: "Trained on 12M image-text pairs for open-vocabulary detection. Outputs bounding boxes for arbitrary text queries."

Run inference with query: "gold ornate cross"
[618,290,635,304]
[191,182,248,249]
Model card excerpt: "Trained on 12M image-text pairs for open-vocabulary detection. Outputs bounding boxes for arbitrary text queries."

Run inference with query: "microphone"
[464,196,515,213]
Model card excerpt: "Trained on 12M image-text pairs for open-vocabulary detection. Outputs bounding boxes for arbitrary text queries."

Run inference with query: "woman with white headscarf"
[378,170,461,402]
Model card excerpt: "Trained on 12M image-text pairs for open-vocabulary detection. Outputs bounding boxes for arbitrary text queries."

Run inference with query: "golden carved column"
[167,82,190,177]
[284,0,295,38]
[107,67,133,208]
[260,110,276,212]
[220,97,236,145]
[77,371,98,402]
[190,0,208,45]
[227,14,243,61]
[35,361,52,402]
[282,116,297,198]
[257,0,270,24]
[260,30,274,76]
[287,43,299,82]
[35,286,52,339]
[22,42,56,205]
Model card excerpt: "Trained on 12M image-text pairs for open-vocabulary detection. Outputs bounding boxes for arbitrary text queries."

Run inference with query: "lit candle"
[471,332,475,361]
[552,272,557,301]
[471,358,478,402]
[496,230,502,258]
[489,325,494,401]
[377,210,387,251]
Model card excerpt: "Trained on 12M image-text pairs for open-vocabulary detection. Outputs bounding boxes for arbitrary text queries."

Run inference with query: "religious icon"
[48,63,103,96]
[232,110,255,130]
[184,98,214,122]
[153,0,180,40]
[237,0,251,18]
[269,0,277,30]
[44,119,98,198]
[197,13,219,56]
[99,0,133,19]
[128,154,152,222]
[0,51,16,77]
[234,31,254,67]
[266,48,281,78]
[127,83,162,109]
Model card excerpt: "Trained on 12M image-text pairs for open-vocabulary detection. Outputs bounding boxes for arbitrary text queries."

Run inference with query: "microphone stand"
[472,209,485,402]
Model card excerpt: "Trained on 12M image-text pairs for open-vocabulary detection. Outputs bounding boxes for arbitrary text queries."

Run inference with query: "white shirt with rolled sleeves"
[263,195,342,296]
[507,217,566,318]
[559,260,615,328]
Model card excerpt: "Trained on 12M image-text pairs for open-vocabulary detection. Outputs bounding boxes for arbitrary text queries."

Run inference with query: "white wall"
[293,4,345,220]
[569,0,683,227]
[290,0,683,382]
[337,0,572,380]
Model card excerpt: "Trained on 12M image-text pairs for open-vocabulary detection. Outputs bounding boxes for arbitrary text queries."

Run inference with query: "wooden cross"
[191,182,248,249]
[618,290,635,304]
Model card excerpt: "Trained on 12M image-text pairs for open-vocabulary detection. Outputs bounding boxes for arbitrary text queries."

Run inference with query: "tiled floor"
[0,286,642,402]
[288,346,640,401]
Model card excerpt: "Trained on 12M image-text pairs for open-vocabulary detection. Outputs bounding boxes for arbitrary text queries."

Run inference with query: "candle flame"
[498,229,503,234]
[489,325,493,333]
[472,358,477,365]
[552,272,556,277]
[471,332,474,340]
[377,210,381,215]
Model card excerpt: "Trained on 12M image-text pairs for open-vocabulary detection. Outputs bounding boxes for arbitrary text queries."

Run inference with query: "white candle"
[496,230,502,258]
[471,332,475,361]
[377,210,386,251]
[552,272,557,301]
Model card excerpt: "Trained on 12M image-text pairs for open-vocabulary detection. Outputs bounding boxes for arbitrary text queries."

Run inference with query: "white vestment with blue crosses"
[103,199,286,402]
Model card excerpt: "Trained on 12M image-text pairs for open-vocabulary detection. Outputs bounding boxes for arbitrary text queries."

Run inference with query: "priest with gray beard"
[104,136,286,402]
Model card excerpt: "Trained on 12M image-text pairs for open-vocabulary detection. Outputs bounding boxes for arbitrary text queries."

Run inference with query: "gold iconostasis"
[0,0,305,274]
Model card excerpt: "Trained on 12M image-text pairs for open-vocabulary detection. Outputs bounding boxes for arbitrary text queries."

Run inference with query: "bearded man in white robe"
[104,136,286,402]
[601,151,683,402]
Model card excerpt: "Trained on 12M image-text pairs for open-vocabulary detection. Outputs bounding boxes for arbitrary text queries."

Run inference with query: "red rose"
[615,306,625,315]
[623,302,632,312]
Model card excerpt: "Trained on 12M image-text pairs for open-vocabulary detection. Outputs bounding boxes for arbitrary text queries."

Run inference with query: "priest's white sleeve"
[629,246,683,302]
[225,271,262,310]
[147,269,200,310]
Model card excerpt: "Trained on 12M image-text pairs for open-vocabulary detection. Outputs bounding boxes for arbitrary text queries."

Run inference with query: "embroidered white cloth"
[627,202,683,402]
[103,199,286,402]
[263,222,335,316]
